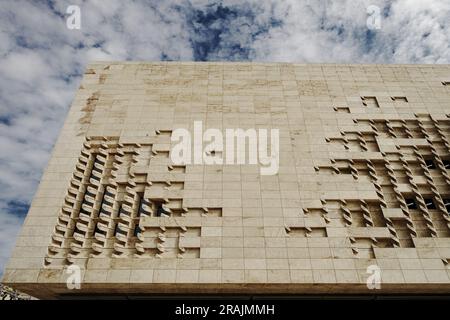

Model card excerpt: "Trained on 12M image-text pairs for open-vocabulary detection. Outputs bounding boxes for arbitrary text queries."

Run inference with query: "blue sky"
[0,0,450,276]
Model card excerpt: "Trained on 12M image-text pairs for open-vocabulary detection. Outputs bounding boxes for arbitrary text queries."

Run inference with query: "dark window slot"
[443,199,450,213]
[425,159,436,169]
[136,193,144,217]
[405,198,418,210]
[155,201,171,217]
[424,198,436,210]
[133,225,141,237]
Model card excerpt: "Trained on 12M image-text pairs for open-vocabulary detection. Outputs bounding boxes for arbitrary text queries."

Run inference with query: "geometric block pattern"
[3,62,450,298]
[46,135,222,266]
[309,112,450,258]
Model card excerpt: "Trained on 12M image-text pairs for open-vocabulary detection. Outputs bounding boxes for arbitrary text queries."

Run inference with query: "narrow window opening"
[443,199,450,213]
[133,224,141,237]
[425,159,436,169]
[405,198,417,210]
[155,201,170,217]
[136,193,144,217]
[424,198,436,210]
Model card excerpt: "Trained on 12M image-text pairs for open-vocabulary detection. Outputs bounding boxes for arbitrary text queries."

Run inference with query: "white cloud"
[0,0,449,277]
[251,0,450,63]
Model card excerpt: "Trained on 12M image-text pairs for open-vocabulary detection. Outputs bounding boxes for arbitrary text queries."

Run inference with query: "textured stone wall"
[3,62,450,298]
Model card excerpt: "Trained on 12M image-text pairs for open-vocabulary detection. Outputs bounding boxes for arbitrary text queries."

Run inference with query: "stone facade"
[3,62,450,298]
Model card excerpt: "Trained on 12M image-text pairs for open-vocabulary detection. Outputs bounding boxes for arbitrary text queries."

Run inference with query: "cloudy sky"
[0,0,449,276]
